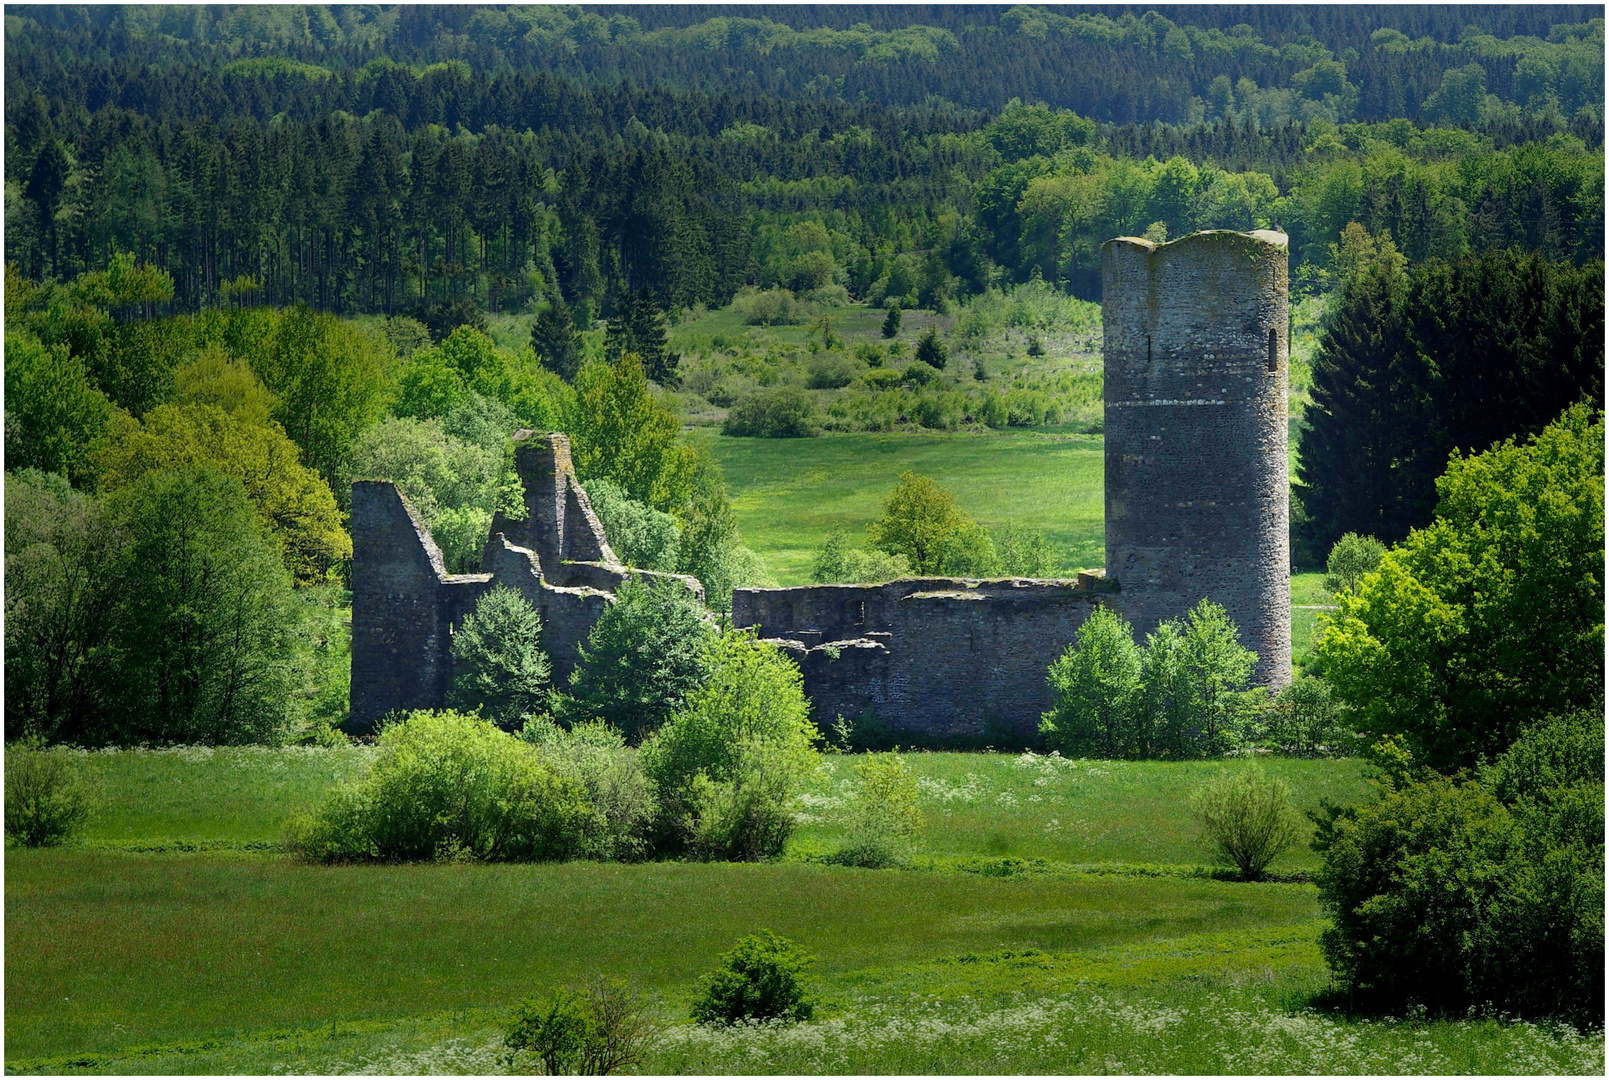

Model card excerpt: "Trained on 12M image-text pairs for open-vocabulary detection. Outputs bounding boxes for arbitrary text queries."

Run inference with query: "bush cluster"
[504,977,655,1076]
[4,740,96,847]
[691,930,817,1026]
[863,471,1058,578]
[1314,712,1603,1027]
[829,751,924,868]
[1040,601,1259,759]
[722,386,821,438]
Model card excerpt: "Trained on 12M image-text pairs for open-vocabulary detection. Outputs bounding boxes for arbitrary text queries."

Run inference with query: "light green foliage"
[1315,712,1604,1026]
[290,584,352,744]
[732,286,807,326]
[810,529,911,583]
[1044,600,1259,759]
[994,523,1058,576]
[831,751,924,868]
[672,455,772,610]
[585,477,681,571]
[1041,607,1142,757]
[1323,531,1386,595]
[641,630,819,860]
[691,930,817,1026]
[1314,405,1605,771]
[1266,676,1350,756]
[504,978,654,1076]
[868,471,970,574]
[521,719,655,861]
[722,386,822,437]
[4,740,96,847]
[2,327,114,483]
[1191,770,1303,881]
[252,306,391,486]
[95,400,352,583]
[559,578,715,742]
[288,710,589,863]
[350,415,510,573]
[104,467,300,746]
[448,587,551,728]
[568,353,697,512]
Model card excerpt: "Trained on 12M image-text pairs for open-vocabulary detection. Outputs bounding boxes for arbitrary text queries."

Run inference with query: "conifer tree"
[531,296,581,382]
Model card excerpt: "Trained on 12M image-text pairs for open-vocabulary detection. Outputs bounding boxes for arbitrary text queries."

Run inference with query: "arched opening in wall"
[1266,327,1278,372]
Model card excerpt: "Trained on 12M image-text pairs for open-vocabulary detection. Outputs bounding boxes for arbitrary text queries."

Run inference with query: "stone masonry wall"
[348,432,699,733]
[732,574,1116,739]
[1102,230,1291,686]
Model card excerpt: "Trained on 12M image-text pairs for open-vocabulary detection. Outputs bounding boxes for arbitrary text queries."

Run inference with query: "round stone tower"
[1102,229,1290,687]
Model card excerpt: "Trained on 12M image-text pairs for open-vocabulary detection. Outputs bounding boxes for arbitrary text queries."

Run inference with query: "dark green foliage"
[1266,677,1351,756]
[1025,336,1044,357]
[505,978,654,1076]
[914,328,948,369]
[722,387,821,438]
[1314,712,1604,1027]
[559,578,715,742]
[288,710,590,863]
[880,305,902,339]
[1299,250,1604,551]
[531,297,581,382]
[103,467,300,745]
[4,471,126,743]
[1314,405,1604,771]
[4,740,96,847]
[413,299,487,342]
[448,586,551,728]
[605,294,679,385]
[691,930,817,1026]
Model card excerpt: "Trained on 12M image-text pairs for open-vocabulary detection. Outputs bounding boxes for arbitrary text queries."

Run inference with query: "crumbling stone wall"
[732,574,1116,739]
[1102,229,1291,687]
[348,432,699,733]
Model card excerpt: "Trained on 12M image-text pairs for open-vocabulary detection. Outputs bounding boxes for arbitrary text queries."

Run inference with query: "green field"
[694,429,1105,584]
[7,749,1601,1074]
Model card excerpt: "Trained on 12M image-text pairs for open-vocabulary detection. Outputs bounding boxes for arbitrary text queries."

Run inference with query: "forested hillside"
[6,4,1603,308]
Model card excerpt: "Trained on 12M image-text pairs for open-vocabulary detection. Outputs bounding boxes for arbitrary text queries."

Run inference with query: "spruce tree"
[531,296,581,382]
[881,305,902,339]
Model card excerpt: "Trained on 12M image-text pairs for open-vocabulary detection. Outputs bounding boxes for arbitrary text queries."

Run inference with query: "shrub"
[830,751,924,868]
[522,718,656,861]
[448,587,551,727]
[733,287,805,327]
[1314,405,1604,771]
[994,524,1058,576]
[1267,676,1350,755]
[287,710,590,862]
[1316,713,1603,1025]
[722,387,822,438]
[691,930,817,1026]
[641,631,819,860]
[505,977,655,1076]
[805,353,859,390]
[586,478,681,571]
[4,740,95,847]
[914,327,948,369]
[558,578,715,742]
[1323,532,1386,595]
[1041,606,1142,758]
[810,530,910,584]
[901,359,941,386]
[1191,770,1302,881]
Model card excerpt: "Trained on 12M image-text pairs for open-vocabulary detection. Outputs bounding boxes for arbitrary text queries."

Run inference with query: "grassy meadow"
[8,749,1602,1074]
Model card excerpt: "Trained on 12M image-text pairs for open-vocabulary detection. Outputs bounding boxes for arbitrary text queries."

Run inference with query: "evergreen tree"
[881,305,902,339]
[605,293,679,385]
[531,296,581,383]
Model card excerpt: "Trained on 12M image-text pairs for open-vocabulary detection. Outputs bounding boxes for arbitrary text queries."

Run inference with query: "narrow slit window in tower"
[1266,327,1277,372]
[1146,335,1152,363]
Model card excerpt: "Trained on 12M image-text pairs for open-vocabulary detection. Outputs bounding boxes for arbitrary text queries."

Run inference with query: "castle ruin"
[349,229,1290,737]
